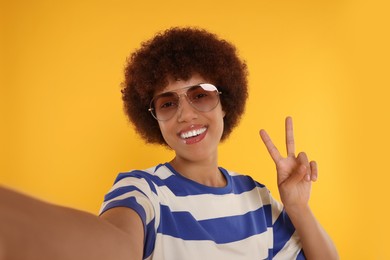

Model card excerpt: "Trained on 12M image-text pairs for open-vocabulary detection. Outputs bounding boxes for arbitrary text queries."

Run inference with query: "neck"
[169,156,226,187]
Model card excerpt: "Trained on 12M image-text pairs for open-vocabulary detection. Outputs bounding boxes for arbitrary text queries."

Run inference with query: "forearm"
[0,186,135,260]
[285,205,339,260]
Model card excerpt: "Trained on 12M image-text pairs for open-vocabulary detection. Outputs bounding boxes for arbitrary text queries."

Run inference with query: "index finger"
[285,116,295,157]
[260,129,282,163]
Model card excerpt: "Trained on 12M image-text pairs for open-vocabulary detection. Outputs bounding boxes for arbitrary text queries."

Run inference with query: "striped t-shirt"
[100,163,305,260]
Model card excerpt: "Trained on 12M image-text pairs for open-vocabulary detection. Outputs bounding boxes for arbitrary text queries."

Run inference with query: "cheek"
[215,109,225,134]
[158,122,173,143]
[218,105,226,121]
[157,122,166,136]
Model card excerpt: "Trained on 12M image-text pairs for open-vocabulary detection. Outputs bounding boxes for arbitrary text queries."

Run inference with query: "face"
[156,74,225,163]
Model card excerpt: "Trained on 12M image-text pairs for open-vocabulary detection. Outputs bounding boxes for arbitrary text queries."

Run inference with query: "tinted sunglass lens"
[152,93,179,120]
[187,85,219,112]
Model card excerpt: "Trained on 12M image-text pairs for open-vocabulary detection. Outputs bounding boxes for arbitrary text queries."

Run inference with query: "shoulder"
[218,167,275,203]
[114,165,161,182]
[102,164,170,206]
[220,167,267,189]
[111,164,172,187]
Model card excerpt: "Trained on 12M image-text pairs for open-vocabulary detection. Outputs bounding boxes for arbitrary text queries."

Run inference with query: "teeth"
[180,127,206,139]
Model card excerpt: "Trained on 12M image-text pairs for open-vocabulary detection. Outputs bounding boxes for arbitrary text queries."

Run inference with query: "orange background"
[1,0,389,259]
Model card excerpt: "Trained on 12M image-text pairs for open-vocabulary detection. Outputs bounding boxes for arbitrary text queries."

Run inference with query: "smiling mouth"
[180,127,207,139]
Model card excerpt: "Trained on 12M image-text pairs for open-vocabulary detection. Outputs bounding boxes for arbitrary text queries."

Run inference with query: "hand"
[259,117,318,210]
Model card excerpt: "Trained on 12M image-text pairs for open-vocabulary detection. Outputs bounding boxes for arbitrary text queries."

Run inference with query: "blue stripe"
[163,164,232,195]
[263,204,273,227]
[144,218,156,258]
[297,249,306,259]
[231,175,266,193]
[273,209,296,256]
[231,175,256,193]
[157,204,269,244]
[267,249,273,260]
[114,171,147,183]
[163,163,266,196]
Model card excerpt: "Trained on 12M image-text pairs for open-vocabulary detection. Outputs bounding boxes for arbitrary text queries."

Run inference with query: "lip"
[177,125,208,144]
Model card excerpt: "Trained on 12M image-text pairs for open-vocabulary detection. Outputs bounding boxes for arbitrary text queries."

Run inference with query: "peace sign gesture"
[260,117,318,210]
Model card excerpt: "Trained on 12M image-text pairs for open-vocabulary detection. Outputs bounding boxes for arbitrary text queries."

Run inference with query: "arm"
[260,117,339,260]
[0,186,143,260]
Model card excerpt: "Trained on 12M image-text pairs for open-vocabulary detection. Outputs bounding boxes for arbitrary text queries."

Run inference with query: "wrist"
[284,203,312,221]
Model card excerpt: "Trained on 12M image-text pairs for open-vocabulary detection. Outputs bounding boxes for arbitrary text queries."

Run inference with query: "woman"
[0,27,338,259]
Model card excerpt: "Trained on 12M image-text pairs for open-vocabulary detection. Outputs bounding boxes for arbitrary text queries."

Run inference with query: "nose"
[177,95,198,122]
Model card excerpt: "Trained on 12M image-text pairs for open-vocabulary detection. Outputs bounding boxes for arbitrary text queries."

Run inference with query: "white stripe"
[270,195,284,224]
[153,166,174,180]
[151,231,272,260]
[106,171,274,221]
[111,176,154,192]
[154,185,271,220]
[144,166,158,175]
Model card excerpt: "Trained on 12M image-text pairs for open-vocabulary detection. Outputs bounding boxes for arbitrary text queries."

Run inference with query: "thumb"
[284,164,309,186]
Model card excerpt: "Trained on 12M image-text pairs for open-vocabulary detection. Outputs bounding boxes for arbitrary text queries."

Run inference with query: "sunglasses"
[148,83,222,121]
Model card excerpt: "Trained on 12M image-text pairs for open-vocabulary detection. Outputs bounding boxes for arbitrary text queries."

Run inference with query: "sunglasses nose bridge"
[176,89,193,106]
[176,92,194,112]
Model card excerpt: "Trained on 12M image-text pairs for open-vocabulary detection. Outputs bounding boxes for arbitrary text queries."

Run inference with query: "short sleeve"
[269,195,306,259]
[99,171,160,258]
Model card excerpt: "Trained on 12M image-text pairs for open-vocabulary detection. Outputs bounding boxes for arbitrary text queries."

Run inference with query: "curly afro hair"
[122,27,248,145]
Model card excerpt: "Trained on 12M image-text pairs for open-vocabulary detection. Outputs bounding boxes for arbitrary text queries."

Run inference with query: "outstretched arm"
[0,186,143,260]
[260,117,339,260]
